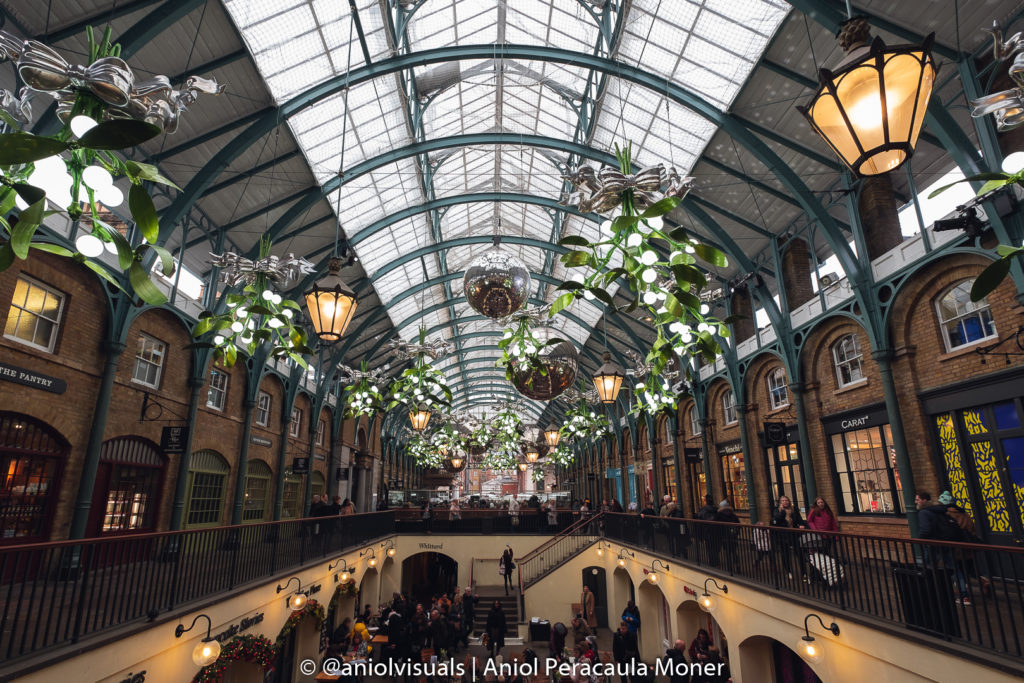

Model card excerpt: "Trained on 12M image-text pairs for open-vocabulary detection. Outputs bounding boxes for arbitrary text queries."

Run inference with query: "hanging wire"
[332,13,357,258]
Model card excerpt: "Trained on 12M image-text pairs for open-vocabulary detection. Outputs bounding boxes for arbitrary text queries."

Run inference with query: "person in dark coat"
[501,546,515,595]
[696,494,717,565]
[638,502,658,549]
[662,639,689,683]
[612,621,640,683]
[713,500,741,570]
[549,622,568,661]
[485,600,507,659]
[916,491,970,603]
[770,495,805,580]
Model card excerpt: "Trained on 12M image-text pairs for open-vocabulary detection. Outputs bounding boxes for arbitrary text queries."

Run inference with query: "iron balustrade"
[600,512,1024,660]
[0,511,394,666]
[517,512,602,590]
[392,507,576,535]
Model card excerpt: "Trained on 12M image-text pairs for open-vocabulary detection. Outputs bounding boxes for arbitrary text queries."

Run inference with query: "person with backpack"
[916,491,971,605]
[696,494,718,566]
[941,491,992,596]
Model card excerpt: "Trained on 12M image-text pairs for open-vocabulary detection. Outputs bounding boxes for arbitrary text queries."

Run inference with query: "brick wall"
[780,238,815,310]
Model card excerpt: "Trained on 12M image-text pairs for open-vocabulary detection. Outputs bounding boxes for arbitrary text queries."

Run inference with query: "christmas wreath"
[274,600,326,654]
[190,634,276,683]
[328,579,358,615]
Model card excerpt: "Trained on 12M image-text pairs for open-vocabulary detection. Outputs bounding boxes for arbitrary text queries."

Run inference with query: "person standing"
[485,600,507,660]
[612,621,640,683]
[713,499,741,571]
[460,587,477,648]
[449,498,462,531]
[639,501,658,550]
[771,495,805,581]
[509,496,521,532]
[662,639,689,683]
[546,502,559,532]
[696,494,717,566]
[500,545,515,595]
[620,599,641,635]
[581,585,598,630]
[422,500,433,534]
[916,491,970,604]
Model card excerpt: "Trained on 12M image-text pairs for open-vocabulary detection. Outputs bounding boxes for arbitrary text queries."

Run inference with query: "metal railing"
[393,507,576,535]
[0,511,394,665]
[601,513,1024,660]
[517,512,601,590]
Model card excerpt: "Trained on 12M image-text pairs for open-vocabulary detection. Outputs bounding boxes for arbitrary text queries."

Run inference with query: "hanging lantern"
[463,244,532,319]
[525,446,540,463]
[518,462,528,472]
[543,423,561,448]
[409,404,431,431]
[592,351,625,404]
[303,257,358,342]
[797,18,936,176]
[444,453,466,473]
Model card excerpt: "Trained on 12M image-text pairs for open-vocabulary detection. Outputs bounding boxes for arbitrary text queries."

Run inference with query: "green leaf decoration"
[927,173,1008,199]
[970,257,1012,302]
[555,281,584,291]
[29,242,75,258]
[148,244,175,276]
[128,261,168,305]
[995,245,1024,258]
[12,183,46,205]
[550,291,575,316]
[129,184,159,244]
[106,228,135,270]
[224,344,238,367]
[673,287,701,310]
[0,243,13,272]
[693,243,728,268]
[558,235,590,247]
[562,250,591,267]
[611,215,639,232]
[664,292,684,318]
[81,258,126,293]
[10,198,46,258]
[76,120,162,150]
[977,178,1013,196]
[193,317,215,337]
[123,161,180,189]
[0,133,68,165]
[640,196,680,218]
[589,287,614,306]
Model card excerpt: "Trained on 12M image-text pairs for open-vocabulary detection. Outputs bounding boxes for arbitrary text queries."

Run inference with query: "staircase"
[470,588,520,637]
[517,513,600,589]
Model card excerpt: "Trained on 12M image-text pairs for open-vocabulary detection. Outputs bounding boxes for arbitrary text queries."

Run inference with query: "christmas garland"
[329,578,358,616]
[273,600,326,654]
[190,634,276,683]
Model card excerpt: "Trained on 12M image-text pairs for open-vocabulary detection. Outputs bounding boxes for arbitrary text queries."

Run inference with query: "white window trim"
[289,408,303,438]
[4,275,65,353]
[832,334,865,389]
[768,368,789,410]
[206,370,228,411]
[131,333,166,389]
[255,391,271,427]
[690,408,702,436]
[936,283,998,352]
[722,390,738,425]
[316,419,325,447]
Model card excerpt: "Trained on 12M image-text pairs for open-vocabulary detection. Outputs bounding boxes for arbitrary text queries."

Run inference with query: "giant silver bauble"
[463,247,531,318]
[510,340,578,401]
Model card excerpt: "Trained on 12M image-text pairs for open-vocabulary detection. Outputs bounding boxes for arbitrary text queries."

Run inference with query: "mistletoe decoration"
[559,383,610,444]
[405,433,443,468]
[555,142,729,377]
[623,350,683,417]
[192,237,313,368]
[191,634,276,683]
[0,26,222,305]
[340,362,387,419]
[496,304,566,385]
[386,328,453,411]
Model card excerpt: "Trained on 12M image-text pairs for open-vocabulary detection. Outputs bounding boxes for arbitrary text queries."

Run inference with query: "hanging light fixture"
[518,462,529,472]
[409,403,431,432]
[593,352,626,404]
[174,614,221,667]
[276,576,308,610]
[797,17,936,176]
[304,256,358,342]
[699,578,728,613]
[525,445,540,463]
[543,423,561,448]
[797,614,841,664]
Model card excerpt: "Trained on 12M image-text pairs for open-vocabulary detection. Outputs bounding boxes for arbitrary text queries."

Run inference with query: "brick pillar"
[780,238,815,310]
[858,174,903,260]
[729,284,755,341]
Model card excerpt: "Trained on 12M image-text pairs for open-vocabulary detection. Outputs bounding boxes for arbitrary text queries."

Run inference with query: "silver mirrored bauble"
[510,340,578,401]
[463,247,532,319]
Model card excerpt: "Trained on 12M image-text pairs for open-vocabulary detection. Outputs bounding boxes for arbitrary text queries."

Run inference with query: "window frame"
[255,391,272,427]
[722,389,738,425]
[206,369,228,411]
[316,418,326,447]
[828,424,903,516]
[720,452,748,511]
[832,334,865,388]
[689,407,702,436]
[4,275,65,353]
[936,281,997,352]
[289,407,303,438]
[131,333,166,389]
[767,368,789,410]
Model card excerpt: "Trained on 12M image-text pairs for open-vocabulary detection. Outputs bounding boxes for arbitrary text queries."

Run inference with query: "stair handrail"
[518,511,603,563]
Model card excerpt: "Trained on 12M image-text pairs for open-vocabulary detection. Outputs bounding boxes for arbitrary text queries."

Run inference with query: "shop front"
[822,405,902,516]
[717,440,748,511]
[683,447,706,514]
[760,423,807,515]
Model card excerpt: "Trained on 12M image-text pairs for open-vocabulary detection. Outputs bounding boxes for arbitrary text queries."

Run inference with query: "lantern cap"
[305,257,356,298]
[595,352,626,379]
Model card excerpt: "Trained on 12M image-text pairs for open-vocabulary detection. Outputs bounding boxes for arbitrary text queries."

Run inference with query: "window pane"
[993,402,1020,430]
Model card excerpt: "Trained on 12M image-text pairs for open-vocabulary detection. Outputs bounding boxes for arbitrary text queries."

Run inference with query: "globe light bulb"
[643,291,657,305]
[646,216,664,230]
[271,294,282,305]
[282,308,293,318]
[268,318,283,328]
[230,321,244,333]
[641,269,657,284]
[1002,151,1024,174]
[82,165,113,189]
[641,250,658,266]
[97,184,124,208]
[262,289,274,300]
[70,115,98,138]
[213,335,225,345]
[75,233,104,257]
[626,233,643,248]
[104,239,119,254]
[700,304,710,315]
[583,289,595,300]
[192,639,221,667]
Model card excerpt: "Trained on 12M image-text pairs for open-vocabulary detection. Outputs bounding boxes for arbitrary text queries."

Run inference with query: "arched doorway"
[581,566,608,628]
[401,552,458,607]
[610,567,635,628]
[184,450,229,529]
[738,635,822,683]
[358,567,380,616]
[242,459,272,523]
[0,413,67,544]
[675,600,704,649]
[89,437,165,536]
[636,579,670,661]
[272,604,324,683]
[311,470,326,501]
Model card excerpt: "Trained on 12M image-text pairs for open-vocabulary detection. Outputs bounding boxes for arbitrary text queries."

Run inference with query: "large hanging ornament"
[970,21,1024,131]
[509,339,578,401]
[463,241,532,319]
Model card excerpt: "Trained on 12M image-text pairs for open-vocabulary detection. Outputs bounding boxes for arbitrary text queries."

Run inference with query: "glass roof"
[223,0,790,408]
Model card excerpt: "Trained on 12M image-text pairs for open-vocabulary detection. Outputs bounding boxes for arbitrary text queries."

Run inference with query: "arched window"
[96,437,165,534]
[767,368,789,410]
[0,413,66,543]
[937,281,996,351]
[281,471,304,519]
[722,389,737,425]
[312,471,326,501]
[689,407,702,436]
[832,334,865,387]
[243,459,272,523]
[185,450,229,528]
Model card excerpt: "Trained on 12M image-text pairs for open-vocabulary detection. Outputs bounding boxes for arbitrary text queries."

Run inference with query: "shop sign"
[683,448,703,463]
[250,436,272,447]
[160,426,186,454]
[0,361,66,394]
[419,542,443,550]
[717,440,742,456]
[822,404,888,435]
[292,457,309,473]
[212,612,264,643]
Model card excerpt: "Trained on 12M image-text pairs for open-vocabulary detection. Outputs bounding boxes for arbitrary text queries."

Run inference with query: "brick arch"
[705,377,734,430]
[744,352,791,417]
[800,315,873,390]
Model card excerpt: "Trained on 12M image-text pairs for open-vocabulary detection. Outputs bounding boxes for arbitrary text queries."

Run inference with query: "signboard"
[717,440,743,456]
[292,457,309,473]
[337,467,350,482]
[763,421,787,446]
[160,426,186,454]
[822,404,888,435]
[0,361,66,394]
[683,447,703,463]
[250,436,272,447]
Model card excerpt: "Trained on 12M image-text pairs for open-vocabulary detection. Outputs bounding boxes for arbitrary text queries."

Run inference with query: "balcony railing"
[0,512,394,666]
[601,513,1024,661]
[392,507,576,535]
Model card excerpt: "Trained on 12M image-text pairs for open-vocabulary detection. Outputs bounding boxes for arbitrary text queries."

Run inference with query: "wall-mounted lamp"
[360,547,377,568]
[595,541,611,557]
[329,559,355,583]
[699,578,728,613]
[798,614,840,664]
[645,559,670,584]
[276,576,308,610]
[174,614,220,667]
[381,539,397,558]
[616,548,634,568]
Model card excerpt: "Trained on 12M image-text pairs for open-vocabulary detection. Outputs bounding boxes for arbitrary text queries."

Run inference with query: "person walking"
[581,585,598,630]
[500,545,515,595]
[942,490,992,595]
[508,496,521,532]
[612,621,640,683]
[713,499,740,570]
[696,494,717,565]
[916,491,971,604]
[485,600,507,660]
[771,495,805,581]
